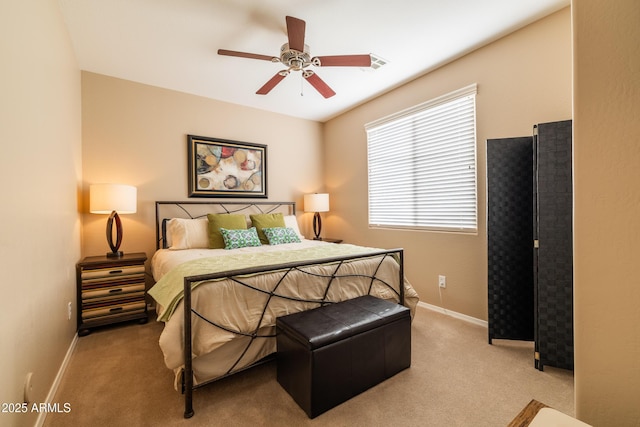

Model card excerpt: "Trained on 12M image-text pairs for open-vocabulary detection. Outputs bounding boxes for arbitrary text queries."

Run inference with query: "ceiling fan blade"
[303,71,336,98]
[256,71,289,95]
[313,54,372,67]
[286,16,306,52]
[218,49,276,62]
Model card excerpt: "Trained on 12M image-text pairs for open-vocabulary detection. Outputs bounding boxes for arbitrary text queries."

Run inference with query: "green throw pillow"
[207,214,247,249]
[250,213,285,244]
[262,227,301,245]
[220,227,262,249]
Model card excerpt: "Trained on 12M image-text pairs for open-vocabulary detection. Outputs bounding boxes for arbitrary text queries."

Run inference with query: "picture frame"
[187,135,267,198]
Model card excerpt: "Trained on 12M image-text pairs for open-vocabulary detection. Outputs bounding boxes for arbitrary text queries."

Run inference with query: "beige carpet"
[44,306,573,426]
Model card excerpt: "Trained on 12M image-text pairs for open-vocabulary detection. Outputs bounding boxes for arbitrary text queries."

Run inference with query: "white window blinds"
[366,84,478,233]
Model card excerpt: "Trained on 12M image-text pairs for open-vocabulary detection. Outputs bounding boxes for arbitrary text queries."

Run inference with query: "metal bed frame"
[154,201,405,418]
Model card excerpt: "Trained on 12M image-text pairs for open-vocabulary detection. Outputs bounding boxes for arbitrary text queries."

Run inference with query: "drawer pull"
[108,288,123,294]
[109,270,123,275]
[109,307,124,313]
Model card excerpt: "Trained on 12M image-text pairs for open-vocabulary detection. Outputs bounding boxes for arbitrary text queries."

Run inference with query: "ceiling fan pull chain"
[300,73,304,97]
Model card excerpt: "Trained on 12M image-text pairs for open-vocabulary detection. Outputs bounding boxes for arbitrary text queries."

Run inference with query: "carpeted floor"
[44,306,574,426]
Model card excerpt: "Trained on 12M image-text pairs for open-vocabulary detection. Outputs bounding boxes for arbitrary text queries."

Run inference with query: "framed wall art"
[187,135,267,198]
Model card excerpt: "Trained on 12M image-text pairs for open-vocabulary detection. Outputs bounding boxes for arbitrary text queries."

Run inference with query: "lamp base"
[105,211,124,258]
[312,212,322,240]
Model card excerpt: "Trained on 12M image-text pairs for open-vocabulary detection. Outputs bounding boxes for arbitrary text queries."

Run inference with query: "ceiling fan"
[218,16,372,98]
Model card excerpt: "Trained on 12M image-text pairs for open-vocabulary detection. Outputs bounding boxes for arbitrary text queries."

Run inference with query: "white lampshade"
[90,184,137,214]
[304,193,330,213]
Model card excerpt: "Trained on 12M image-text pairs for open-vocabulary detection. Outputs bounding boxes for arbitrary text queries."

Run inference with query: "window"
[366,84,477,233]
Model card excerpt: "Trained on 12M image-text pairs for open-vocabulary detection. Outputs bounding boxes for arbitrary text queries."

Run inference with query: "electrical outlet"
[67,302,72,320]
[438,275,446,288]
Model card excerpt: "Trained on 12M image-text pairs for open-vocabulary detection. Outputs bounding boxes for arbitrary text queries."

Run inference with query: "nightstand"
[76,252,148,336]
[321,238,343,244]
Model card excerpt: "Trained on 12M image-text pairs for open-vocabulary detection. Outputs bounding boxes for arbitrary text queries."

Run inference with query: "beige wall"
[323,8,572,319]
[6,3,637,426]
[81,73,324,260]
[0,1,82,426]
[573,0,640,425]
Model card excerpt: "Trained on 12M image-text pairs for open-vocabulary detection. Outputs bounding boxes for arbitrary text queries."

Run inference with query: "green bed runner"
[149,244,385,322]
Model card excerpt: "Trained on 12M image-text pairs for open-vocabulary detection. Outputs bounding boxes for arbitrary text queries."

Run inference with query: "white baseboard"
[36,333,78,427]
[418,301,488,328]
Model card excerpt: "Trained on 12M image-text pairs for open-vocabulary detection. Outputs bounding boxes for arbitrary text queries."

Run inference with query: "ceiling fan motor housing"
[280,43,311,70]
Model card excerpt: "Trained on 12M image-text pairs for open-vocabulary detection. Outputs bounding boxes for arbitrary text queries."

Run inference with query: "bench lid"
[276,295,409,350]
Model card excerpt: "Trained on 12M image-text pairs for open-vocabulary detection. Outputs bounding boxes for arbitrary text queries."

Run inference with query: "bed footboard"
[181,248,405,418]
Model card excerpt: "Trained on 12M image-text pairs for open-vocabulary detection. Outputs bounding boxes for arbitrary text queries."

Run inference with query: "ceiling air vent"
[370,54,387,69]
[362,54,388,72]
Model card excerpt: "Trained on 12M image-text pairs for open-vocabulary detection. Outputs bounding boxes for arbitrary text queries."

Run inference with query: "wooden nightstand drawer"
[81,265,145,280]
[82,282,145,299]
[81,274,145,289]
[76,252,148,336]
[82,300,147,320]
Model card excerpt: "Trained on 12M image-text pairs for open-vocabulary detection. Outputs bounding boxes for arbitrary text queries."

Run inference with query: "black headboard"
[155,201,296,249]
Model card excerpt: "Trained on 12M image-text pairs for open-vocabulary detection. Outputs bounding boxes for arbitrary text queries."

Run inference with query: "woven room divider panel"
[487,136,535,344]
[534,119,574,371]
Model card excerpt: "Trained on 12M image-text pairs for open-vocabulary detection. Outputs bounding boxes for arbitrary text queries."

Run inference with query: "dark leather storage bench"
[276,295,411,418]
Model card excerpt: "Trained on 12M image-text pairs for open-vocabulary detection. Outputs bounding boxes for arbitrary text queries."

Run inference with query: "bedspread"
[148,243,419,387]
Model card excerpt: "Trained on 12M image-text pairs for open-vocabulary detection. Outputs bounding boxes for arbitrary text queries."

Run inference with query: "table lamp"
[304,193,329,240]
[90,184,137,258]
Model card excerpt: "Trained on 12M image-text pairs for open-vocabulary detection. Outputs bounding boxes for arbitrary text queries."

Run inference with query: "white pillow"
[283,215,304,240]
[167,218,209,249]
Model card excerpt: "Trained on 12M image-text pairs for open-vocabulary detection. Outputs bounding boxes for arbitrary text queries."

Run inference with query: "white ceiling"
[58,0,569,122]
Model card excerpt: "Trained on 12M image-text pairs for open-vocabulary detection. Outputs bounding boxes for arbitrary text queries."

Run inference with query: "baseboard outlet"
[417,301,488,328]
[36,332,78,427]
